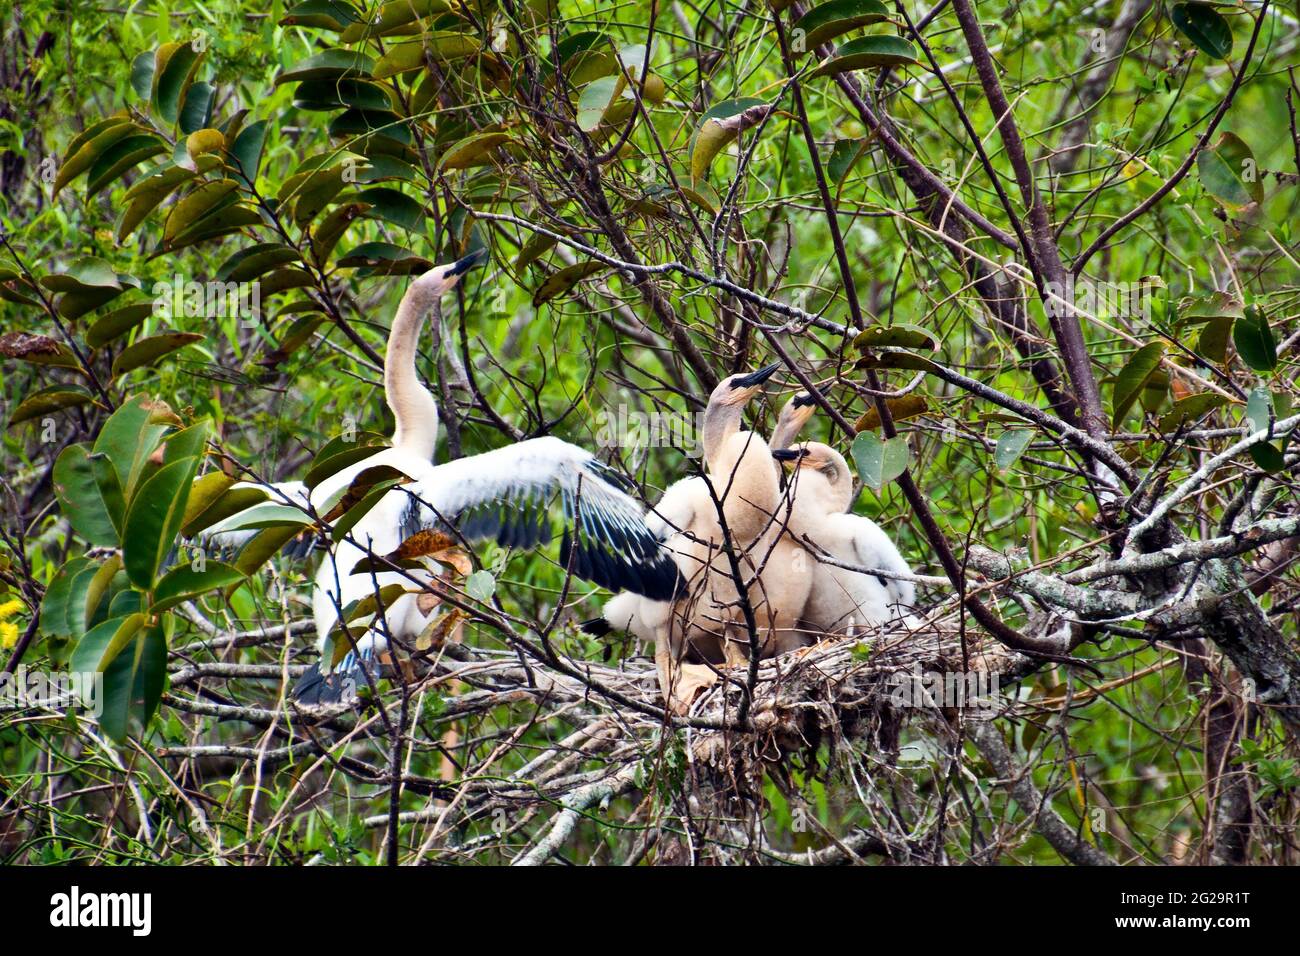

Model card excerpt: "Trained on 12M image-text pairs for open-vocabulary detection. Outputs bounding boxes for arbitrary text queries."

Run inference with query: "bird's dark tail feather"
[292,646,380,705]
[580,617,613,638]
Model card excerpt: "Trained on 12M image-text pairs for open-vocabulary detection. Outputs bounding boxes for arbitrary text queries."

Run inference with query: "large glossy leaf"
[98,624,167,743]
[1197,132,1262,208]
[994,430,1034,471]
[810,35,921,77]
[162,179,240,242]
[39,557,95,641]
[438,131,513,171]
[152,562,246,612]
[339,0,454,40]
[7,385,94,427]
[1159,392,1231,431]
[122,458,197,589]
[275,49,374,85]
[110,332,204,380]
[281,0,363,30]
[86,135,167,196]
[53,120,138,194]
[1111,342,1164,427]
[533,261,606,306]
[791,0,890,52]
[70,613,144,675]
[93,395,171,496]
[851,431,910,490]
[1233,306,1276,372]
[1171,2,1233,59]
[153,41,205,125]
[690,98,769,181]
[853,323,938,351]
[87,303,155,349]
[52,445,121,547]
[337,242,432,274]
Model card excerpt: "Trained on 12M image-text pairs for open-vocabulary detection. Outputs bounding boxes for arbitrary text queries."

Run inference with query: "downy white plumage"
[772,441,915,634]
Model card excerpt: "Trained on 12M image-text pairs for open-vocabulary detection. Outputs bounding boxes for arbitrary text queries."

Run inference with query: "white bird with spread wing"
[202,251,682,703]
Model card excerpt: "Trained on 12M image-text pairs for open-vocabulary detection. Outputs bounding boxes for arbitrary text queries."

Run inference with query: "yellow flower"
[0,621,17,650]
[0,598,22,620]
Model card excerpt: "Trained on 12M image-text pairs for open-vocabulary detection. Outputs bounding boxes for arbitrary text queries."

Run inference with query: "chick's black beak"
[731,361,782,389]
[792,392,817,408]
[449,247,489,277]
[771,448,806,462]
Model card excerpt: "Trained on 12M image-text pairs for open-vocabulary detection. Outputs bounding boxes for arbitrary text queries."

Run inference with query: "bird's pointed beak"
[448,247,489,278]
[771,448,807,462]
[730,361,782,390]
[792,392,817,408]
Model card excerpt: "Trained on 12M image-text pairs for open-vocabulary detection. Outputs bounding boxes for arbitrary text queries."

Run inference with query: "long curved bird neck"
[701,399,745,472]
[385,280,441,460]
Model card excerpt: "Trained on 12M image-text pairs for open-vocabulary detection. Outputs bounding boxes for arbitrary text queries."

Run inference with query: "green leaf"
[228,120,267,186]
[39,557,94,641]
[276,49,375,86]
[1197,317,1233,363]
[71,613,144,675]
[98,624,167,743]
[853,323,938,351]
[1111,342,1164,427]
[810,35,921,78]
[206,502,314,534]
[690,98,769,181]
[52,445,121,547]
[54,120,138,194]
[533,261,606,307]
[851,431,910,490]
[438,131,513,171]
[86,134,167,196]
[994,430,1033,471]
[178,81,215,135]
[93,394,171,496]
[232,525,308,577]
[827,137,868,184]
[371,36,480,78]
[338,0,451,40]
[122,458,199,589]
[1233,305,1276,372]
[1250,442,1286,472]
[1245,386,1273,434]
[182,484,269,537]
[130,50,156,101]
[117,163,197,240]
[466,569,496,601]
[6,385,94,427]
[357,187,424,231]
[216,243,302,282]
[1158,393,1231,431]
[41,256,121,293]
[152,562,246,612]
[1197,131,1262,208]
[577,75,623,131]
[153,41,204,126]
[87,303,155,349]
[179,472,238,535]
[1170,2,1233,59]
[110,332,204,380]
[303,432,390,488]
[162,179,240,243]
[337,242,432,275]
[281,0,363,30]
[791,0,890,53]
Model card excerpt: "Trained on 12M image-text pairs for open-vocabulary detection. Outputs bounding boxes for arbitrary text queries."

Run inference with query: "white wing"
[645,476,703,539]
[847,515,915,611]
[399,437,683,601]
